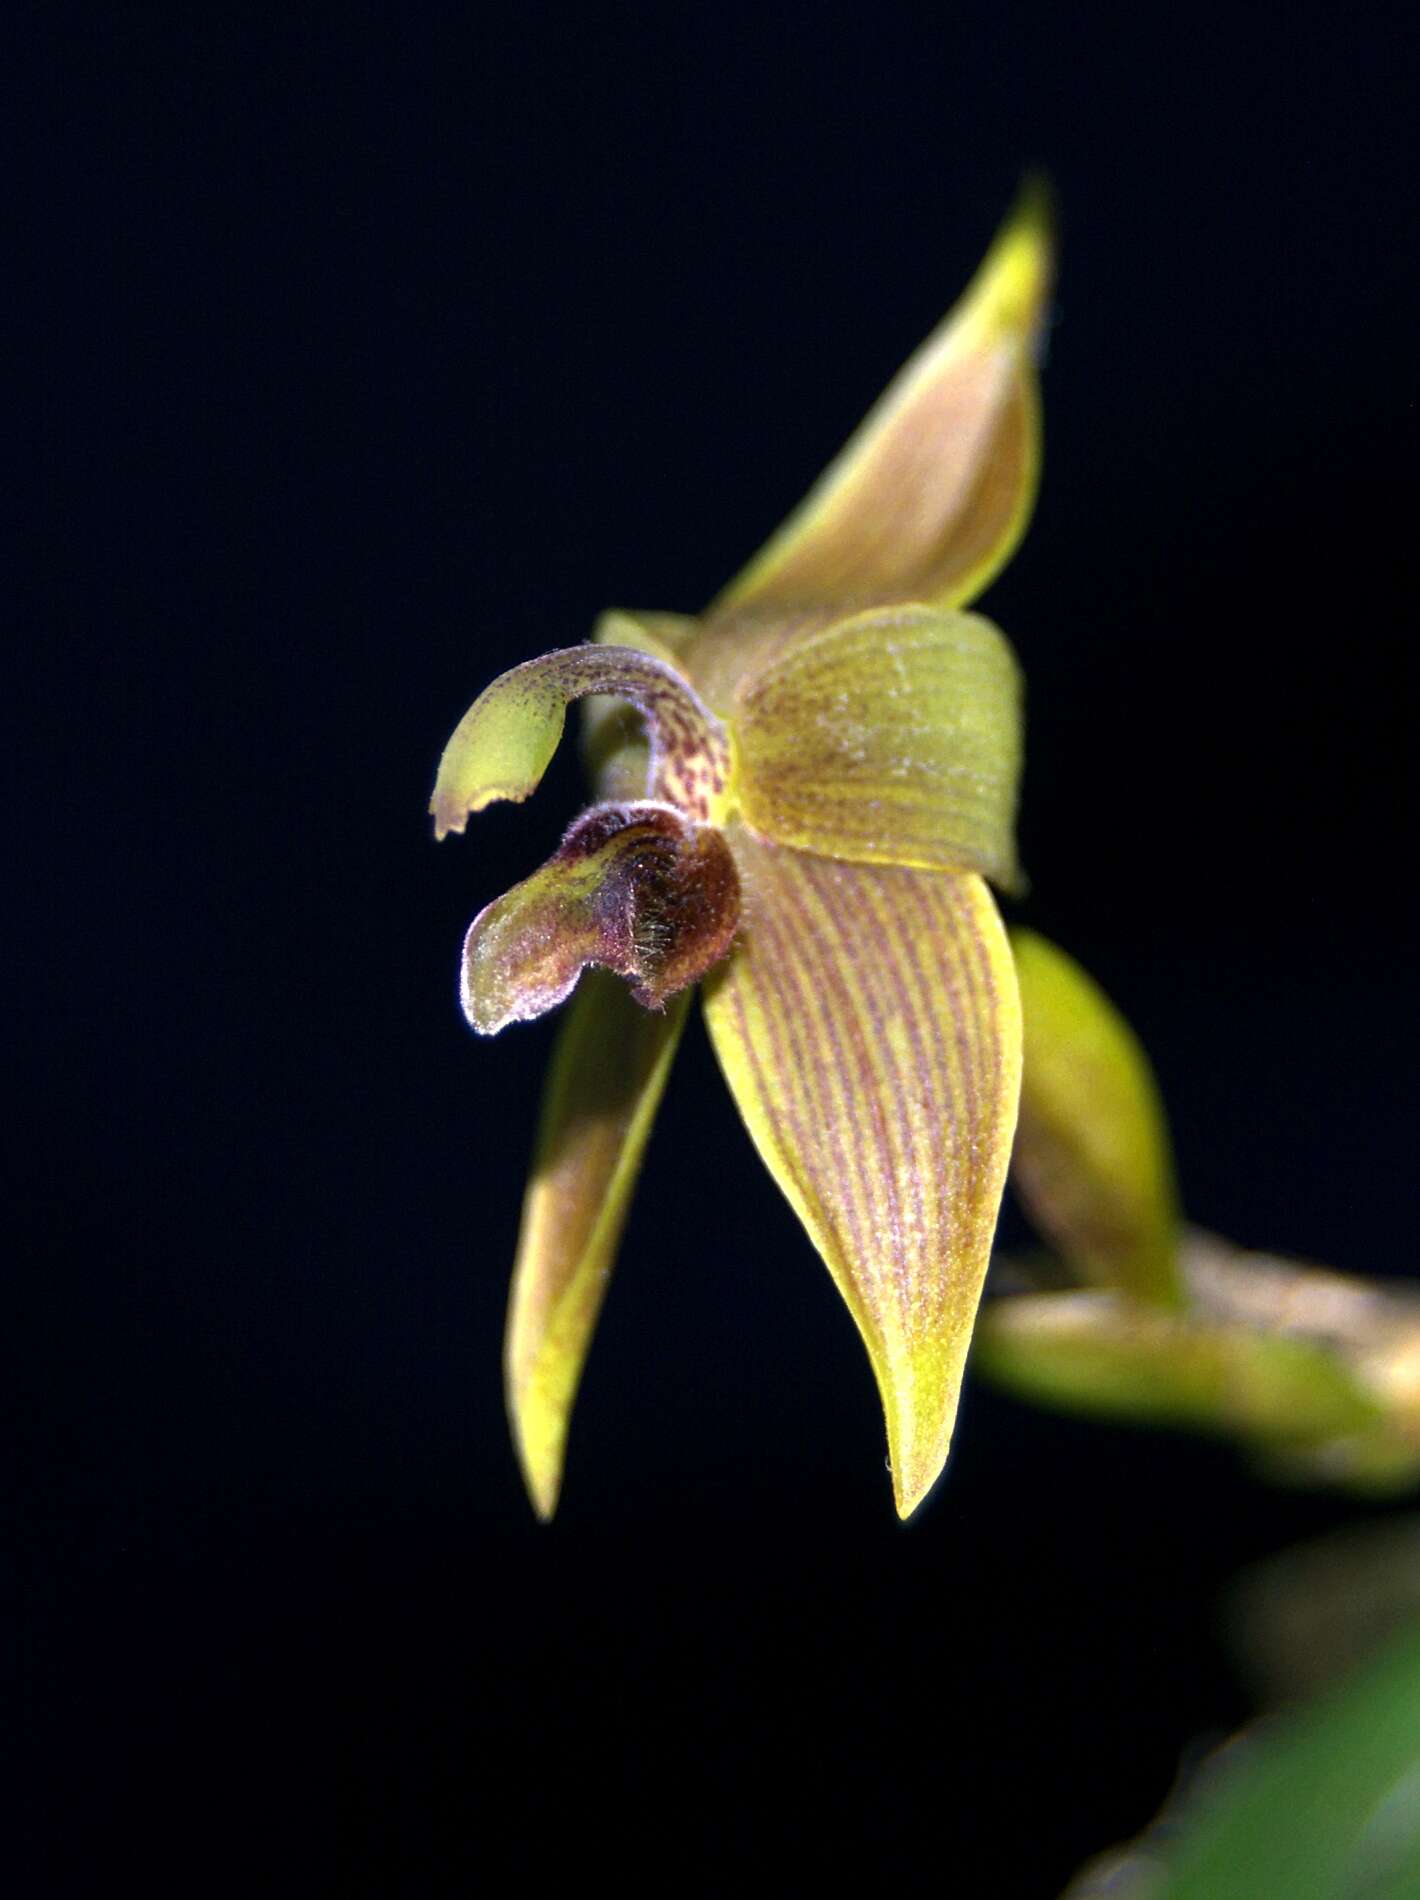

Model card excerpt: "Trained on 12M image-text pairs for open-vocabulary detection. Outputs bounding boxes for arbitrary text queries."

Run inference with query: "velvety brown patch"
[461,802,740,1033]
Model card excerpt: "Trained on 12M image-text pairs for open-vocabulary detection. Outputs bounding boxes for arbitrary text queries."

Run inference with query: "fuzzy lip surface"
[460,801,741,1034]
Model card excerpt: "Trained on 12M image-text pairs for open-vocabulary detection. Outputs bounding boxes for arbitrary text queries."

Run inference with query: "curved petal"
[462,803,740,1032]
[430,642,729,837]
[1009,931,1182,1305]
[581,609,700,804]
[703,827,1022,1518]
[734,604,1023,887]
[710,182,1053,620]
[506,973,691,1519]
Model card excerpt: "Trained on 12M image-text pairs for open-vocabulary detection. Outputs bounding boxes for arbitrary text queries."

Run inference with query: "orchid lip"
[461,800,741,1034]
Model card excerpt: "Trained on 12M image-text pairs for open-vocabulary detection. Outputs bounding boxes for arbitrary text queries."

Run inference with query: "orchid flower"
[432,190,1052,1520]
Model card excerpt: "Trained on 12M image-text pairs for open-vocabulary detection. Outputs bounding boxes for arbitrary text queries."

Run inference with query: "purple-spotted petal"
[430,643,730,837]
[581,610,701,804]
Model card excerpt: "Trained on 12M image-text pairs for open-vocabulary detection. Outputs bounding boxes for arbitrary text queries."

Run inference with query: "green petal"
[704,827,1022,1518]
[462,803,740,1033]
[430,642,729,836]
[506,973,690,1519]
[734,604,1023,887]
[1010,930,1182,1305]
[711,182,1053,619]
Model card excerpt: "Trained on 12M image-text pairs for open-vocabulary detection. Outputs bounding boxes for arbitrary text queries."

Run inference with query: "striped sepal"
[704,826,1022,1517]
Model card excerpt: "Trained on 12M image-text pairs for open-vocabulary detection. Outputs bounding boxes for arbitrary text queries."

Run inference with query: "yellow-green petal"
[711,182,1053,619]
[430,642,729,836]
[1009,931,1183,1305]
[506,973,690,1519]
[733,604,1023,887]
[703,827,1022,1518]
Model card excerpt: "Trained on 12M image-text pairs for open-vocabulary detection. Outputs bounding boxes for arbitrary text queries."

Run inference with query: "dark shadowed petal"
[703,826,1022,1518]
[462,802,739,1033]
[734,604,1023,887]
[1009,931,1183,1305]
[430,643,729,837]
[506,973,691,1520]
[709,184,1053,623]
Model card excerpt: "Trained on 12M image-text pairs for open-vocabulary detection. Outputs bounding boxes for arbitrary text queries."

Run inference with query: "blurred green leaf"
[979,1230,1420,1497]
[1227,1517,1420,1705]
[1065,1619,1420,1899]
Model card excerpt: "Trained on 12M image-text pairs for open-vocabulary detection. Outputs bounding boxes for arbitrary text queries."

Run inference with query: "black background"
[17,4,1417,1893]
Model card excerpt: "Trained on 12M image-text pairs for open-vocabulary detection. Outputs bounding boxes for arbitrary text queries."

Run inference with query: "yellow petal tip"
[710,181,1055,619]
[974,175,1055,338]
[885,1387,955,1522]
[890,1461,945,1523]
[508,1390,568,1523]
[524,1463,561,1525]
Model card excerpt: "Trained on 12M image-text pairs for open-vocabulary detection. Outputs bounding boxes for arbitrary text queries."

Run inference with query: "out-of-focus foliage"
[1227,1516,1420,1705]
[1063,1619,1420,1899]
[979,938,1420,1494]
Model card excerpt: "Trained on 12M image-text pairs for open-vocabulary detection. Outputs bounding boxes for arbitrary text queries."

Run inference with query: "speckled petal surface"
[704,827,1022,1517]
[734,603,1023,887]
